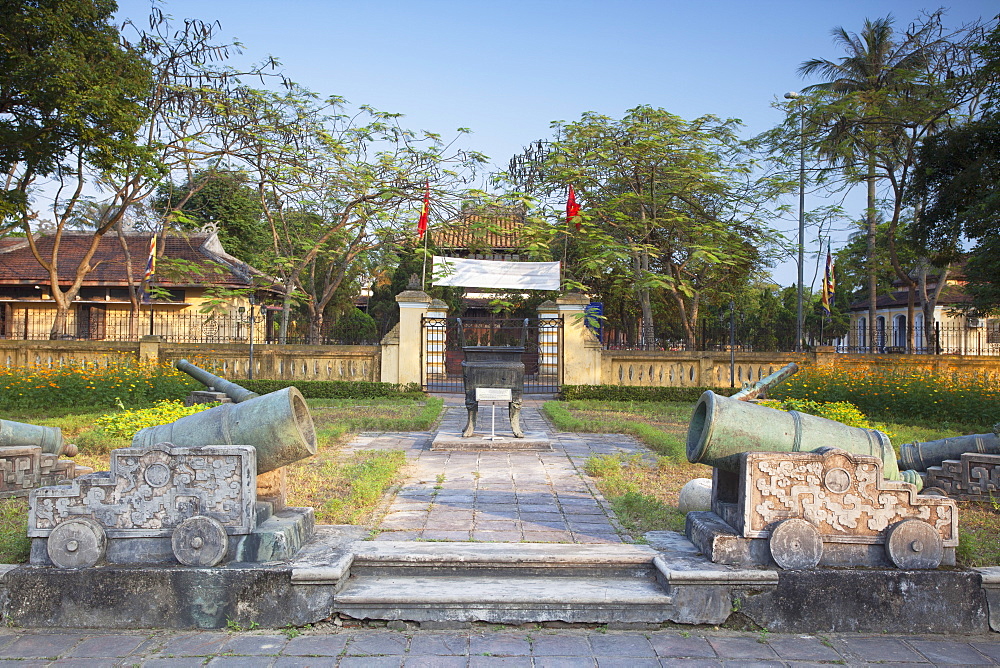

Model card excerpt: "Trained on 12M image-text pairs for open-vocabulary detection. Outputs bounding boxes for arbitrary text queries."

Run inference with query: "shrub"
[94,400,219,439]
[560,385,740,403]
[239,379,421,399]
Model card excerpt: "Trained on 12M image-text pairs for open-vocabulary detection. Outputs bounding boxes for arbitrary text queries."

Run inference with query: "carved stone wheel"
[886,519,944,569]
[172,515,228,567]
[769,518,823,569]
[47,517,106,569]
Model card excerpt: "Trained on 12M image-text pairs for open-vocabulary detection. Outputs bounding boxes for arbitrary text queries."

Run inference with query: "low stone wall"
[600,349,1000,387]
[160,343,380,382]
[601,351,804,388]
[0,339,380,383]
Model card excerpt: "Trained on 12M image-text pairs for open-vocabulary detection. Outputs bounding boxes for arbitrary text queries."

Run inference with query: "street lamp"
[785,91,806,353]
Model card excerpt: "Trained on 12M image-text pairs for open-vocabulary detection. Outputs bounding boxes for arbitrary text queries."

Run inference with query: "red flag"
[417,180,430,239]
[143,235,156,281]
[566,186,581,230]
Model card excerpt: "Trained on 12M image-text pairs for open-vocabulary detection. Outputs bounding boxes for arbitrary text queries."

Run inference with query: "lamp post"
[785,91,806,353]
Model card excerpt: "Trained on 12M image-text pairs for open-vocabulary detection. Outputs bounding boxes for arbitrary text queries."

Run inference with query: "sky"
[113,0,998,289]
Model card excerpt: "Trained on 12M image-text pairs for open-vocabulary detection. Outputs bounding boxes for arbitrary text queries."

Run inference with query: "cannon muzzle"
[731,362,799,401]
[0,419,68,456]
[899,427,1000,472]
[174,359,260,403]
[686,391,921,487]
[131,387,316,474]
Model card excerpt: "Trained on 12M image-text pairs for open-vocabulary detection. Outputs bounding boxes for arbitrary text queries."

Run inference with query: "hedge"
[239,379,422,399]
[559,384,741,403]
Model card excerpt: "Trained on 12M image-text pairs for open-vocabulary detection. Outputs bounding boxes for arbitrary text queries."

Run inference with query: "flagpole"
[421,219,430,291]
[418,179,430,291]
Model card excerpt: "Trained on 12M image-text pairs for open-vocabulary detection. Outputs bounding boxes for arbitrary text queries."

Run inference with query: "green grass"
[309,396,443,432]
[544,400,687,460]
[0,498,31,564]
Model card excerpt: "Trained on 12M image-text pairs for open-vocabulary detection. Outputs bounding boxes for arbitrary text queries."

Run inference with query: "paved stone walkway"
[0,626,998,666]
[349,396,646,543]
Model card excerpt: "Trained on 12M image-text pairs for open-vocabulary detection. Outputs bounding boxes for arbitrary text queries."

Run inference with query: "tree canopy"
[506,106,787,347]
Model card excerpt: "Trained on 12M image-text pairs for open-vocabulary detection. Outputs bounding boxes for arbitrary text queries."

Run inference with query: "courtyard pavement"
[0,625,998,666]
[348,395,647,543]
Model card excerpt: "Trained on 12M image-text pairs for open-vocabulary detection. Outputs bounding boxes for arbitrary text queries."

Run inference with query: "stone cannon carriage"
[28,371,317,569]
[685,390,956,569]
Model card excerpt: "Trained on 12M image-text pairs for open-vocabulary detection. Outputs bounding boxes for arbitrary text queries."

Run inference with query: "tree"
[0,0,151,224]
[797,14,965,350]
[3,7,281,337]
[910,23,1000,313]
[216,84,488,343]
[157,169,270,267]
[506,106,786,347]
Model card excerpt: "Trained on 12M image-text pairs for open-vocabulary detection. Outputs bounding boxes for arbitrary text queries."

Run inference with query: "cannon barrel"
[131,387,316,474]
[687,391,922,487]
[731,362,799,401]
[899,427,1000,472]
[174,359,259,403]
[0,419,66,456]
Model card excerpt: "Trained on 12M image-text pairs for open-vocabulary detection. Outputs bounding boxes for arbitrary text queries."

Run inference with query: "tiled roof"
[431,206,524,251]
[848,283,971,311]
[0,233,253,288]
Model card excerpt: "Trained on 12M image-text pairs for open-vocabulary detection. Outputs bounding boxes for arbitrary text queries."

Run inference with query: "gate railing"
[422,316,562,394]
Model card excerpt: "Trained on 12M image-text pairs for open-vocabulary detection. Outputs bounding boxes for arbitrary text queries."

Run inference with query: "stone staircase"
[291,536,771,625]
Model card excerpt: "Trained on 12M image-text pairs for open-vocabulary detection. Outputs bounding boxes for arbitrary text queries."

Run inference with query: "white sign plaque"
[476,387,512,402]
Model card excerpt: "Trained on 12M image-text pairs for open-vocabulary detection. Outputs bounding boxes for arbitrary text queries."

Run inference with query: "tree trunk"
[279,283,293,345]
[866,158,878,353]
[636,250,654,347]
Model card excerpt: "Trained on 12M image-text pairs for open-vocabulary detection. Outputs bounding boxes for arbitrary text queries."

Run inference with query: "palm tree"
[798,15,937,352]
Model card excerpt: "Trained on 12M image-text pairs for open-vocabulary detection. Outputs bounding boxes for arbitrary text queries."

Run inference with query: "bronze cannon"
[0,419,76,457]
[898,424,1000,472]
[132,383,316,474]
[686,390,921,487]
[174,358,260,403]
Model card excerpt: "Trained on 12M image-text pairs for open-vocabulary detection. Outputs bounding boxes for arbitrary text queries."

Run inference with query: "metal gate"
[422,316,562,394]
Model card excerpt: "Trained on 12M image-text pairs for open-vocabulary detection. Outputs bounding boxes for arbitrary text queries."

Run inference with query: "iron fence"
[422,316,562,394]
[0,308,379,346]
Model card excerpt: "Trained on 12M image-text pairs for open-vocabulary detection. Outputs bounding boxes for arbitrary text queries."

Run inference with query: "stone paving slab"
[367,397,646,544]
[0,628,997,665]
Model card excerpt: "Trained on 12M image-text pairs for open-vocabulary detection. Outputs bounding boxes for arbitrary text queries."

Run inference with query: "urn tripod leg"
[462,403,478,438]
[509,400,524,438]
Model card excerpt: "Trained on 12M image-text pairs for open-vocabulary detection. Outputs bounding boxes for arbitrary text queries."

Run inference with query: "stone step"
[349,540,659,577]
[334,574,675,623]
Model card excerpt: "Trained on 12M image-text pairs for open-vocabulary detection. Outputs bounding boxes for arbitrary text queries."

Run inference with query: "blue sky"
[114,0,997,288]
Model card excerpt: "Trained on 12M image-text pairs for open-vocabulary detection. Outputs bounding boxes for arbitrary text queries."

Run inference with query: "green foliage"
[560,385,739,402]
[0,360,199,411]
[156,169,270,268]
[329,308,378,344]
[770,365,1000,431]
[94,400,218,440]
[239,379,422,399]
[757,398,875,430]
[507,106,787,346]
[0,0,152,224]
